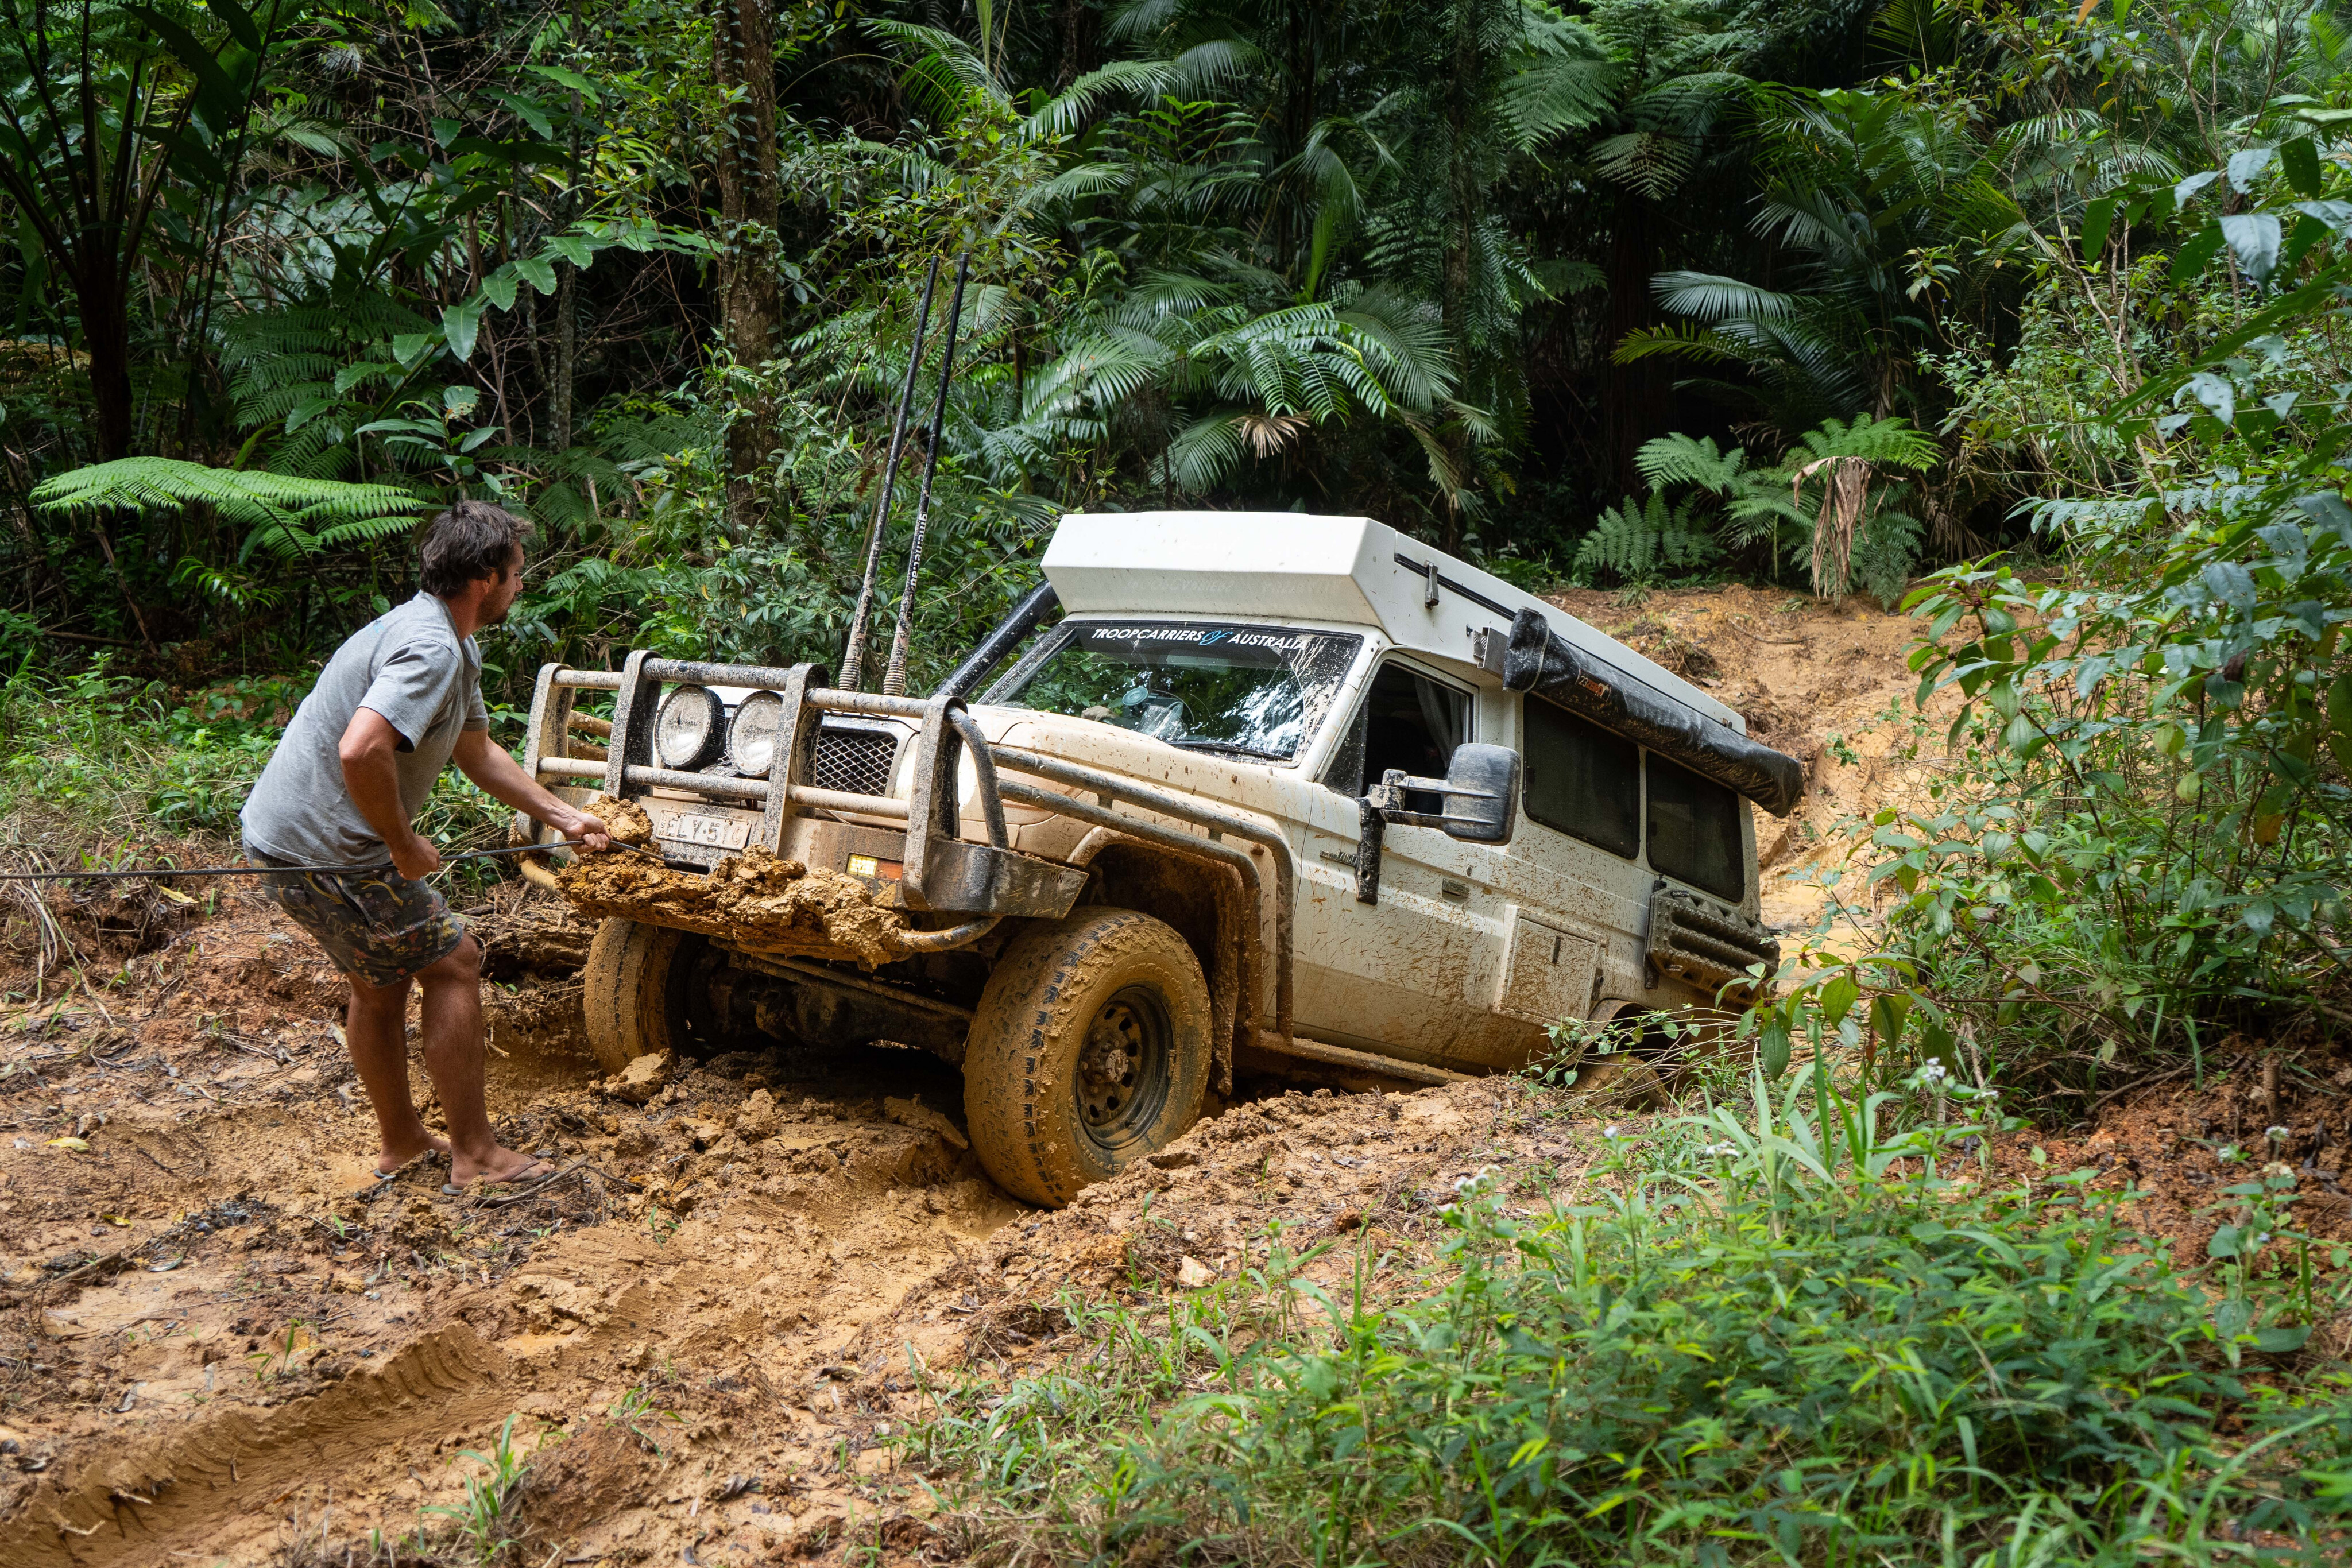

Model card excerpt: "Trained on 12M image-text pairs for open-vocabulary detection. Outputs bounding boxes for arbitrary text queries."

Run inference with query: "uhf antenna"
[881,251,972,698]
[838,255,941,691]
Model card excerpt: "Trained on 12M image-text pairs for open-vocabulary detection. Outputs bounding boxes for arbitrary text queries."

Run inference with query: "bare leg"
[414,936,546,1186]
[346,973,452,1175]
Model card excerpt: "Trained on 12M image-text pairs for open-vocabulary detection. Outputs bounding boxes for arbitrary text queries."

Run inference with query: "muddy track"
[0,881,1598,1566]
[0,889,1046,1564]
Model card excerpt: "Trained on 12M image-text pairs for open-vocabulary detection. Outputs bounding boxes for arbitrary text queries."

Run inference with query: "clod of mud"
[605,1051,669,1103]
[583,792,654,846]
[557,843,916,967]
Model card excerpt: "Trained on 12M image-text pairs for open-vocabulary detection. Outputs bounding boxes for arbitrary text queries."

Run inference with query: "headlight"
[654,684,725,770]
[730,689,785,776]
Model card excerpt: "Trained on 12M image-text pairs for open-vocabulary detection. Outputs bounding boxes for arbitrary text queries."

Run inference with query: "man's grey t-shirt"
[241,593,490,868]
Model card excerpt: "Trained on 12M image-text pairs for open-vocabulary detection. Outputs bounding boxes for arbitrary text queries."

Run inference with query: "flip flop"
[354,1150,439,1198]
[441,1157,560,1197]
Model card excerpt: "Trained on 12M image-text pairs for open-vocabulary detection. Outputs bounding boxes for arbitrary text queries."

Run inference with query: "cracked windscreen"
[987,621,1363,762]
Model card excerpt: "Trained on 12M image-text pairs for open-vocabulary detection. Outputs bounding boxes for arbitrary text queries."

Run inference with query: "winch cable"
[0,837,642,884]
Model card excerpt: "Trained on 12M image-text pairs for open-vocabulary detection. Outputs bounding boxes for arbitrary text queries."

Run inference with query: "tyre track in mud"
[0,895,1032,1564]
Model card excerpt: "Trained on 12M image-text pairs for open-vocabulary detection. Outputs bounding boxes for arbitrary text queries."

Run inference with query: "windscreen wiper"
[1173,738,1293,762]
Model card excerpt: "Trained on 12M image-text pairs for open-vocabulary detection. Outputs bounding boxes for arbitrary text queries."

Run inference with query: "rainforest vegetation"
[7,0,2352,1559]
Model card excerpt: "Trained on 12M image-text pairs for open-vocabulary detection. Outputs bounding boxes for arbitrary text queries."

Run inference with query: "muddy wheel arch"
[1070,836,1250,1097]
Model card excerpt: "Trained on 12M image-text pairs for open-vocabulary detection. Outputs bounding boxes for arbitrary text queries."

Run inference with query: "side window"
[1522,696,1640,860]
[1319,661,1468,808]
[1647,752,1745,901]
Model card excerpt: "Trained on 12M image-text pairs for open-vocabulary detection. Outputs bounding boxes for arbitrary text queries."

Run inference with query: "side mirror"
[1355,744,1522,904]
[1364,742,1521,842]
[1433,743,1520,842]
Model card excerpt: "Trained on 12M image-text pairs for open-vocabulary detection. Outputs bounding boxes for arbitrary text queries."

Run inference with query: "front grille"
[809,724,899,797]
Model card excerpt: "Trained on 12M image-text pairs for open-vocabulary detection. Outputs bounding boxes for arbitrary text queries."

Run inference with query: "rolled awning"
[1502,608,1805,818]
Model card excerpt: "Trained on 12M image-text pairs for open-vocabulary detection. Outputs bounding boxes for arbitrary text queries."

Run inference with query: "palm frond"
[1651,272,1804,324]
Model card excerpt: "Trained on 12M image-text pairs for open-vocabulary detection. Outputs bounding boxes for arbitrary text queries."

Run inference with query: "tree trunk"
[1603,193,1667,496]
[713,0,780,535]
[552,257,579,452]
[77,257,137,460]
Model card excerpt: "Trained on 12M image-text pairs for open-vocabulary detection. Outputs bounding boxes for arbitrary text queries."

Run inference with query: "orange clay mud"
[557,798,914,966]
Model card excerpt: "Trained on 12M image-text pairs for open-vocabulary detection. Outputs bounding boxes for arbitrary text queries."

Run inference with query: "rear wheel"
[963,908,1211,1207]
[582,918,713,1073]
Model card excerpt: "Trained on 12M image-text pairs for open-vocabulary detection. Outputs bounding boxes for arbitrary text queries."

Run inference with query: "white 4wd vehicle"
[519,513,1801,1206]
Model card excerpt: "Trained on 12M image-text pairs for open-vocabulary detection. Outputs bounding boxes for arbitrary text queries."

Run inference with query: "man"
[241,500,611,1190]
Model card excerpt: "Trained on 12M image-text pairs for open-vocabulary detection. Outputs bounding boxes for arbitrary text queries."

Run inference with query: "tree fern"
[1573,490,1721,583]
[31,459,424,562]
[1786,413,1940,470]
[1634,432,1748,494]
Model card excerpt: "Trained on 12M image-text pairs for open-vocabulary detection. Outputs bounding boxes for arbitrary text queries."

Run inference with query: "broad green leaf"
[443,300,485,362]
[2219,213,2283,282]
[2080,195,2117,262]
[2171,222,2226,280]
[2281,137,2324,198]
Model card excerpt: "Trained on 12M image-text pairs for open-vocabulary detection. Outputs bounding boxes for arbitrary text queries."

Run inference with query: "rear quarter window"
[1646,753,1745,902]
[1522,696,1640,860]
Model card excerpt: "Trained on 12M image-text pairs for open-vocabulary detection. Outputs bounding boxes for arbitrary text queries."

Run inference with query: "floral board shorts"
[246,849,467,988]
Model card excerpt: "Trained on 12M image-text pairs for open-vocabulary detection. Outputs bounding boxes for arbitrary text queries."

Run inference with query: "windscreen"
[989,621,1361,763]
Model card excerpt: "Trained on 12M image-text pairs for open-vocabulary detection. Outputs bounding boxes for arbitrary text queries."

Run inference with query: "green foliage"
[1609,416,1939,602]
[29,458,424,562]
[1573,489,1720,583]
[421,1413,538,1564]
[1844,112,2352,1106]
[0,660,512,861]
[915,1070,2352,1564]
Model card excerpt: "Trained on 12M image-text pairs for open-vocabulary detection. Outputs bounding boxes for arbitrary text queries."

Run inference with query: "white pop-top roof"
[1041,511,1743,733]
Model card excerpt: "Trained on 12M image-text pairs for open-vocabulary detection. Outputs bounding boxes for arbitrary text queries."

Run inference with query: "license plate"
[659,812,751,850]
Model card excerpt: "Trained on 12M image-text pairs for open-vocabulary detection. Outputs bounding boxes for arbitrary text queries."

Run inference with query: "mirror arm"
[1353,797,1385,905]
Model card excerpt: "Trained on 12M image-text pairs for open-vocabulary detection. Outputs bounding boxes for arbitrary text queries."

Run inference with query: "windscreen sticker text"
[1088,626,1315,653]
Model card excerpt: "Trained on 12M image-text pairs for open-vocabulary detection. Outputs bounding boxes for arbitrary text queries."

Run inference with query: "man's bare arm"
[451,729,612,850]
[338,708,444,878]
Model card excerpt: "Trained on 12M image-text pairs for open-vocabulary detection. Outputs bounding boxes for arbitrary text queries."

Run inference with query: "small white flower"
[2254,1233,2272,1248]
[1920,1063,1948,1084]
[1603,1124,1622,1139]
[2267,1125,2291,1140]
[2219,1145,2241,1162]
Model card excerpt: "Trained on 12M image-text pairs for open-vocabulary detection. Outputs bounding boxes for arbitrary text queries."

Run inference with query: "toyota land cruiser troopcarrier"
[514,513,1804,1206]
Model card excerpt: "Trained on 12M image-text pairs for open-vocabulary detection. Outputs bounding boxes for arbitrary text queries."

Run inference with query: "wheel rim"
[1074,983,1173,1156]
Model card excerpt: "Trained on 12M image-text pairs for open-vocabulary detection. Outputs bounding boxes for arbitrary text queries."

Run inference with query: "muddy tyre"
[963,908,1211,1207]
[582,918,707,1073]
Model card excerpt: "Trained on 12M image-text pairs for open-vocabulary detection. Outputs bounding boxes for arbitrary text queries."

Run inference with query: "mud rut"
[0,887,1576,1567]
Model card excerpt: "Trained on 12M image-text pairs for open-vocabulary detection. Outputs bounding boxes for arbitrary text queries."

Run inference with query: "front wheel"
[581,917,711,1073]
[963,909,1212,1207]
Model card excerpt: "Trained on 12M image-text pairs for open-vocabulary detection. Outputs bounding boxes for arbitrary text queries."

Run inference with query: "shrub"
[915,1073,2352,1565]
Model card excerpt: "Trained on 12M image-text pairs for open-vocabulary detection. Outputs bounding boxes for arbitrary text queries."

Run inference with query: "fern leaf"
[32,459,425,560]
[1635,433,1747,494]
[1575,491,1721,583]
